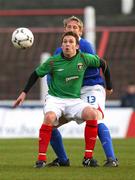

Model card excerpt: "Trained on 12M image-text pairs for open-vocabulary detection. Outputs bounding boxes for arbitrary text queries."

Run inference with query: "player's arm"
[23,71,39,94]
[13,71,39,107]
[86,54,113,94]
[81,41,113,92]
[100,58,113,95]
[84,54,101,67]
[83,53,113,94]
[13,59,52,108]
[84,40,96,55]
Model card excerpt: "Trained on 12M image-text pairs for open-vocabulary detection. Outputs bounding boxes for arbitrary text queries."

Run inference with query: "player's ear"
[64,28,66,33]
[79,31,83,36]
[76,44,79,49]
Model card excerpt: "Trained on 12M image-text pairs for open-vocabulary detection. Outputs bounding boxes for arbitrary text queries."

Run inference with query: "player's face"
[62,35,79,58]
[64,20,82,37]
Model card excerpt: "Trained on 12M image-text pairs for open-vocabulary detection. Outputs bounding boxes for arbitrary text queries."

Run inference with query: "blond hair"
[63,16,84,32]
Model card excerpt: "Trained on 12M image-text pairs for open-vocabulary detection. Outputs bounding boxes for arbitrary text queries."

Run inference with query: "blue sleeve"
[84,42,96,55]
[54,47,62,55]
[79,38,96,55]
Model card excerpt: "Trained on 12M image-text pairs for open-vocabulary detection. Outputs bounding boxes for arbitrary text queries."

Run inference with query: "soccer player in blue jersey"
[47,16,118,167]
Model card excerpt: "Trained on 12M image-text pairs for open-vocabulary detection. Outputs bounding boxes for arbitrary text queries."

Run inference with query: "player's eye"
[63,40,67,43]
[67,25,72,29]
[73,26,78,29]
[69,40,74,43]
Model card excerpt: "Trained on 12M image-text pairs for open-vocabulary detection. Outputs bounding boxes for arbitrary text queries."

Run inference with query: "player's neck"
[62,50,79,59]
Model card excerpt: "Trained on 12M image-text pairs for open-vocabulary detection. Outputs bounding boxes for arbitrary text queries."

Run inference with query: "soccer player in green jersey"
[13,31,111,168]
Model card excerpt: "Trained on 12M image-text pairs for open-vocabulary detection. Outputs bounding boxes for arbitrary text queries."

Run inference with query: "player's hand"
[106,89,113,96]
[13,92,26,108]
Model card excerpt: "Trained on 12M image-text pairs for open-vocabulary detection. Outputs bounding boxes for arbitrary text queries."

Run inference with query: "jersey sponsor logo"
[56,68,64,72]
[77,63,83,70]
[66,76,79,82]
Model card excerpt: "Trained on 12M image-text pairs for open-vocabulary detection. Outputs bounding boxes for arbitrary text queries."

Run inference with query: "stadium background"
[0,2,135,179]
[0,0,135,137]
[0,0,135,101]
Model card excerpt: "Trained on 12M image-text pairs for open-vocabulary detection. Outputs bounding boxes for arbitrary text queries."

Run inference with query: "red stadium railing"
[0,9,84,16]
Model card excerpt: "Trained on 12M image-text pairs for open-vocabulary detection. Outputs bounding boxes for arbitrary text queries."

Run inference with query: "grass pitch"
[0,138,135,180]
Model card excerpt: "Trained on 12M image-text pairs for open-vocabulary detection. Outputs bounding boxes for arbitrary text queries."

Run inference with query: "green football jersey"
[36,52,100,98]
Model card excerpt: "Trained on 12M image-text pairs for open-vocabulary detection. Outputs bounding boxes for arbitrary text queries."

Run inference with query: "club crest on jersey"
[77,63,83,70]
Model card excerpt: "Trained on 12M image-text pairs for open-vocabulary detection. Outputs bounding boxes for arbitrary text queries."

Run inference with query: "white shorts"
[43,95,92,125]
[81,85,106,119]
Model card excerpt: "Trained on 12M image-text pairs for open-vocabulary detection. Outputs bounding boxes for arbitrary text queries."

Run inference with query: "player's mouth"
[65,47,70,51]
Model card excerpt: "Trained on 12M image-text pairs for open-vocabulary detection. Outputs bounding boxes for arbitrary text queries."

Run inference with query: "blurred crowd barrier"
[0,107,134,138]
